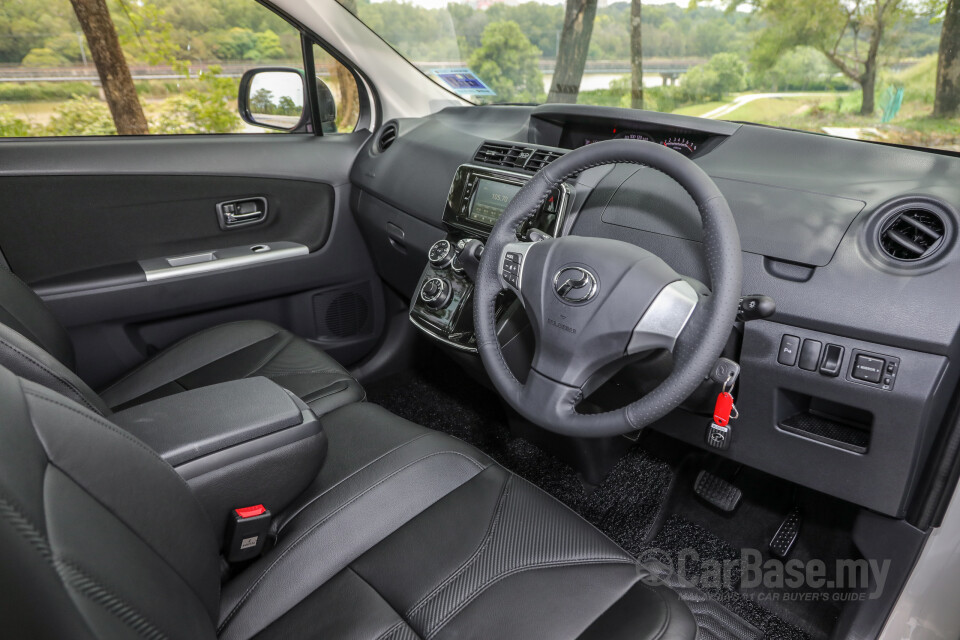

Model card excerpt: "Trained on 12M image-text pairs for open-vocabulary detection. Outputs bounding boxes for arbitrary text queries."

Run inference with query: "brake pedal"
[694,470,742,512]
[769,508,801,558]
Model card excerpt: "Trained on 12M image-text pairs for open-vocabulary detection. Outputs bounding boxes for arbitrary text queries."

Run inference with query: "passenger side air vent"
[879,208,946,261]
[376,121,398,153]
[474,142,565,172]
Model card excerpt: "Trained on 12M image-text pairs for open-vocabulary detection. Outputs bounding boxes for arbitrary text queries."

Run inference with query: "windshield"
[337,0,958,152]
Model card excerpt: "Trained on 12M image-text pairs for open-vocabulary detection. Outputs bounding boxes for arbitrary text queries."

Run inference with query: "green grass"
[720,95,834,122]
[671,100,725,117]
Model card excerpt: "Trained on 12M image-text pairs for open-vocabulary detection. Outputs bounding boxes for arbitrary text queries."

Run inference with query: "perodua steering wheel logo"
[553,266,598,305]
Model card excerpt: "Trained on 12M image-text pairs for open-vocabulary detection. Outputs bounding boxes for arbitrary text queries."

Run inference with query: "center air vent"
[376,121,398,153]
[474,142,565,173]
[879,208,946,261]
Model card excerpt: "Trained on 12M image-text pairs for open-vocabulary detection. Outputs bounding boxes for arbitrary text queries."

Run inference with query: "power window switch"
[777,335,800,366]
[798,339,822,371]
[819,344,844,377]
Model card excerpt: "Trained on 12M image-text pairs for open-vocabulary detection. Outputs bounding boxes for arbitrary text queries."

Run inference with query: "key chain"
[707,374,739,450]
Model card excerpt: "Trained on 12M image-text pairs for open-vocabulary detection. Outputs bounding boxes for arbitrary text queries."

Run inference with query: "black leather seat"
[0,267,364,415]
[0,366,696,640]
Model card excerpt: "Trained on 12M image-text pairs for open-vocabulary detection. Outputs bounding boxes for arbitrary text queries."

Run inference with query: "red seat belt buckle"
[235,504,266,519]
[225,505,271,563]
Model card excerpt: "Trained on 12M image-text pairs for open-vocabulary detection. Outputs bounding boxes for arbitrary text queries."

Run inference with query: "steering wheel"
[474,139,742,438]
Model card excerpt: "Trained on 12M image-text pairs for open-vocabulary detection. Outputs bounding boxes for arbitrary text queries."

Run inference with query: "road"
[700,92,830,119]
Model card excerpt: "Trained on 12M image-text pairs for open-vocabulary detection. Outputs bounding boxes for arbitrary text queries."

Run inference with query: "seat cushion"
[217,403,696,640]
[98,320,364,415]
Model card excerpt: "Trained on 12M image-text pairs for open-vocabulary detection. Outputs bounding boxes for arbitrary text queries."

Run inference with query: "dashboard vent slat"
[525,149,564,172]
[474,142,566,173]
[879,208,947,261]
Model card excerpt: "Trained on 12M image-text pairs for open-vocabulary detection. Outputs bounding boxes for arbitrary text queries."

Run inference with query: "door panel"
[0,134,382,388]
[4,175,334,285]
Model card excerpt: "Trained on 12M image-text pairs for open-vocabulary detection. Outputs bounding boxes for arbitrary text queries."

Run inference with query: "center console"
[114,377,326,547]
[409,164,572,351]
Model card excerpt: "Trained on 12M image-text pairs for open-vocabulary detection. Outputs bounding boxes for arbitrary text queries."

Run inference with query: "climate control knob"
[428,239,454,268]
[420,277,452,309]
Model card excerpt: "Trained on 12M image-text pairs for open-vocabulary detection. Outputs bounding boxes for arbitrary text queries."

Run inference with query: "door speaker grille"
[313,289,372,338]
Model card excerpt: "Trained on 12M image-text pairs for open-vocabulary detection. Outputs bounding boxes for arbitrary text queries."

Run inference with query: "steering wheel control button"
[553,266,599,305]
[819,344,844,377]
[798,339,822,371]
[420,277,451,310]
[428,239,454,268]
[777,335,800,366]
[852,354,885,383]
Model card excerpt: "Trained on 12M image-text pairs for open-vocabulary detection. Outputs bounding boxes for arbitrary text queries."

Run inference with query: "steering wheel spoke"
[626,279,701,355]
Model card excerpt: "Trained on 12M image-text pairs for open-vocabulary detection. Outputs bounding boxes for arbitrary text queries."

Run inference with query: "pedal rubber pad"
[769,508,801,558]
[694,470,742,512]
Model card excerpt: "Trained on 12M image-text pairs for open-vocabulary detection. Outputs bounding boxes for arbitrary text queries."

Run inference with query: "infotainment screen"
[468,179,522,227]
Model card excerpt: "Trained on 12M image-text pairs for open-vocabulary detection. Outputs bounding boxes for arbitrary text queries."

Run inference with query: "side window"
[314,44,360,133]
[0,0,359,137]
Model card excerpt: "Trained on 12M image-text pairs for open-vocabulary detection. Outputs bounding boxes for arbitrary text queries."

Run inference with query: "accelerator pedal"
[694,470,742,512]
[769,508,802,558]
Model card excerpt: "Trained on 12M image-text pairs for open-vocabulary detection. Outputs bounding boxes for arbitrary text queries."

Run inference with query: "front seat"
[0,365,697,640]
[0,266,364,415]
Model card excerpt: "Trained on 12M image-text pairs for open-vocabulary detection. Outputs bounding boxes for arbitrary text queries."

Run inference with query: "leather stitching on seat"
[100,321,282,397]
[406,476,512,617]
[0,339,102,415]
[54,555,171,640]
[0,492,172,640]
[24,391,219,615]
[346,567,424,640]
[428,560,639,640]
[243,332,295,378]
[218,450,488,635]
[23,390,201,510]
[273,432,436,534]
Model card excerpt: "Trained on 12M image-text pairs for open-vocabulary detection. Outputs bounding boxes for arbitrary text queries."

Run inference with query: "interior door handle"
[218,197,268,229]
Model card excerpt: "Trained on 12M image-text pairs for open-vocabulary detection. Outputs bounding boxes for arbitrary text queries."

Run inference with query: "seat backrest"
[0,366,220,640]
[0,266,75,370]
[0,322,110,416]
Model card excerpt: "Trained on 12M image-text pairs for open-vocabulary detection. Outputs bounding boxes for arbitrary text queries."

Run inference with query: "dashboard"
[350,102,960,520]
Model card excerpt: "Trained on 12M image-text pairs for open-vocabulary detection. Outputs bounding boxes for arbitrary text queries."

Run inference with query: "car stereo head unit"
[443,165,569,237]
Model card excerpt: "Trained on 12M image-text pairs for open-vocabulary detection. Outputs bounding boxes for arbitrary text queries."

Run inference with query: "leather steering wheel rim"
[474,139,742,438]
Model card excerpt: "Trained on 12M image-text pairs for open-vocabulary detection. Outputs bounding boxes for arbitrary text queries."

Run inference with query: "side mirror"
[238,68,307,132]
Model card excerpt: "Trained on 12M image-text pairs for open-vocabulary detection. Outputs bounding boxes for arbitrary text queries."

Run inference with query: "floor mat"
[365,363,807,639]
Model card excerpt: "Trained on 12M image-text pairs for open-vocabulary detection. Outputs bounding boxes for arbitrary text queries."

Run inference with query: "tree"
[935,0,960,115]
[334,0,360,131]
[747,0,905,115]
[469,21,544,103]
[69,0,148,134]
[631,0,643,109]
[547,0,598,103]
[680,52,747,101]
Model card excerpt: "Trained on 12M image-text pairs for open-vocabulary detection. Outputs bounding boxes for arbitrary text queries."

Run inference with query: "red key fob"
[714,392,735,427]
